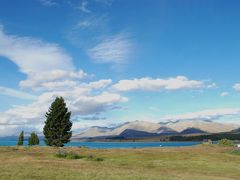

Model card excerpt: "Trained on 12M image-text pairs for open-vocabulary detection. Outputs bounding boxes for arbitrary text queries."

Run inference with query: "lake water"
[0,141,201,148]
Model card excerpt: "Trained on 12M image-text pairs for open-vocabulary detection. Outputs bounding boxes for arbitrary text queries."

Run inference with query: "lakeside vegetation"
[169,133,240,142]
[0,145,240,179]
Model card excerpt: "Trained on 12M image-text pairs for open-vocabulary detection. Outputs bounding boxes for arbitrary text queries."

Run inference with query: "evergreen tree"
[28,132,39,146]
[43,97,72,147]
[35,133,40,145]
[17,131,24,146]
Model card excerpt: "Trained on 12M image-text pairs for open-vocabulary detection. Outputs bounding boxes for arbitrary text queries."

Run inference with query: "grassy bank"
[0,145,240,180]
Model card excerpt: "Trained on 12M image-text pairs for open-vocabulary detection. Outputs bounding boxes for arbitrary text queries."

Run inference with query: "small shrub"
[66,151,84,159]
[78,146,89,149]
[54,151,103,161]
[87,154,104,161]
[55,150,84,159]
[55,149,67,158]
[230,150,240,155]
[218,139,234,147]
[87,154,96,159]
[94,157,104,161]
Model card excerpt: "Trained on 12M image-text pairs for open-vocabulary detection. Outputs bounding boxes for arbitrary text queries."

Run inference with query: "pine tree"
[43,97,72,147]
[17,131,24,146]
[28,132,40,146]
[35,133,40,145]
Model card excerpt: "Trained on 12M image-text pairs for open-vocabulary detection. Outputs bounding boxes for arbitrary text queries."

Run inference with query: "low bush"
[55,149,67,158]
[218,139,234,147]
[87,154,104,161]
[230,150,240,155]
[93,157,104,161]
[66,151,84,159]
[55,150,103,161]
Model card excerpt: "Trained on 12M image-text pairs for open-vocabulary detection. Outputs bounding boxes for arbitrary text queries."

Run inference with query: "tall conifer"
[17,131,24,146]
[43,97,72,147]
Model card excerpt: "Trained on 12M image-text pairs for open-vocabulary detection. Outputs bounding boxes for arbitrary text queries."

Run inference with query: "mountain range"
[72,120,239,139]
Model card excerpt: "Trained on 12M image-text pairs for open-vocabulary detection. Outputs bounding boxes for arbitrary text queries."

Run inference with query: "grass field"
[0,145,240,180]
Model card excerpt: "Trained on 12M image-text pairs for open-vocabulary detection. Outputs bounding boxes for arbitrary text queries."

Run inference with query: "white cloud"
[39,0,57,7]
[86,79,112,89]
[113,76,207,92]
[162,108,240,121]
[0,26,74,74]
[87,32,133,65]
[233,83,240,91]
[77,1,91,13]
[0,86,37,100]
[20,69,88,91]
[70,92,128,115]
[221,92,229,97]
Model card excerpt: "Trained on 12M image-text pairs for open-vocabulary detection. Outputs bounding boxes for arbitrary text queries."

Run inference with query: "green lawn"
[0,145,240,180]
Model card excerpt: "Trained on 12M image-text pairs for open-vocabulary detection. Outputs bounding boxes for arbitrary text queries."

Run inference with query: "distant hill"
[180,128,207,135]
[72,120,239,140]
[73,126,113,138]
[118,129,158,138]
[232,128,240,133]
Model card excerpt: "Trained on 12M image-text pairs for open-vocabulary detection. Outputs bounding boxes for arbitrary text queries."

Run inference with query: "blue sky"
[1,0,240,136]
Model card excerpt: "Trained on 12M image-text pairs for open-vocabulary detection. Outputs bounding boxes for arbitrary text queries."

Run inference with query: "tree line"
[169,133,240,141]
[17,97,72,147]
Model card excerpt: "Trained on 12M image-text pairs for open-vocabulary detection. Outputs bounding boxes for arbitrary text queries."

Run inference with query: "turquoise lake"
[0,141,201,148]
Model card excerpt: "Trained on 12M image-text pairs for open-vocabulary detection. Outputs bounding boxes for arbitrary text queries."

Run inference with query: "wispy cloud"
[87,32,133,65]
[67,15,109,49]
[0,87,37,100]
[95,0,113,6]
[74,15,108,29]
[39,0,57,7]
[220,92,229,97]
[113,76,210,92]
[77,1,91,13]
[233,83,240,91]
[80,115,107,121]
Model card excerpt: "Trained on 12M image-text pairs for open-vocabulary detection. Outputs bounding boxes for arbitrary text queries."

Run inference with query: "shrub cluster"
[55,150,104,161]
[218,139,234,147]
[55,149,84,159]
